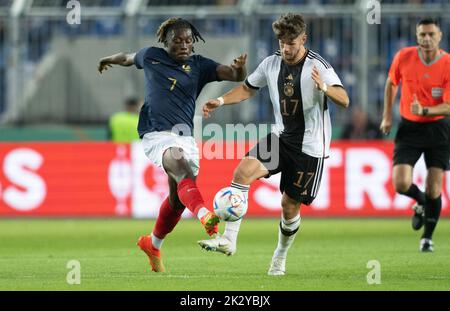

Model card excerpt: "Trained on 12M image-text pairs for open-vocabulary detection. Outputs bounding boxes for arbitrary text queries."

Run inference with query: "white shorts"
[142,131,200,176]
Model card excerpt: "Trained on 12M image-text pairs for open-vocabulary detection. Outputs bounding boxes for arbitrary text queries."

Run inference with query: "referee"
[380,18,450,252]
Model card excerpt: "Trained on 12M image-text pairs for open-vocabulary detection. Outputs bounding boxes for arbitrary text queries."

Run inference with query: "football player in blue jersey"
[98,17,247,272]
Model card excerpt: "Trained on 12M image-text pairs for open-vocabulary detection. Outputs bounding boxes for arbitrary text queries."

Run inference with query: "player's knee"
[163,147,185,165]
[163,148,194,182]
[232,167,245,182]
[392,168,413,194]
[233,161,256,184]
[393,179,411,194]
[281,195,299,216]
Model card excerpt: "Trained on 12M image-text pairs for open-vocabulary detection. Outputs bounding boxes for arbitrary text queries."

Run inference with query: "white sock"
[273,214,301,258]
[197,207,209,220]
[223,219,242,245]
[223,182,250,244]
[151,233,164,250]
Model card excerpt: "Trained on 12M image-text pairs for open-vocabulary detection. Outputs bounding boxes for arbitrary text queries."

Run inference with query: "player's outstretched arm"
[202,84,255,118]
[98,52,136,74]
[380,77,398,135]
[216,54,248,82]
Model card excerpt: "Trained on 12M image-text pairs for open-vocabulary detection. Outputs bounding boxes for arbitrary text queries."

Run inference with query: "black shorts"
[246,133,324,205]
[394,117,450,170]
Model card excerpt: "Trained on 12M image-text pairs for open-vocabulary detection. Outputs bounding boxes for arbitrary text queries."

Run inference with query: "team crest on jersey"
[182,64,191,73]
[284,82,295,97]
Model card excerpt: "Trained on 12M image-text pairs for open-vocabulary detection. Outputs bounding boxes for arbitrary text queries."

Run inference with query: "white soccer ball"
[213,187,248,222]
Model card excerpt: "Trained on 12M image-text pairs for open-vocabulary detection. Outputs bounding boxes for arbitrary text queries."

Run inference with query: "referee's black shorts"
[246,133,324,205]
[394,117,450,170]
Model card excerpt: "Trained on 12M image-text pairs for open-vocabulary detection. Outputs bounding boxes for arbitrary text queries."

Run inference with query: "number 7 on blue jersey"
[168,78,177,91]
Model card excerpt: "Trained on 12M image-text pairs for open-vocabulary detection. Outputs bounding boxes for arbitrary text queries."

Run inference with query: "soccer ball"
[213,187,248,222]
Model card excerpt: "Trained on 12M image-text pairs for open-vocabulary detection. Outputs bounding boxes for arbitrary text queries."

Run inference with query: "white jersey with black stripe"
[245,49,343,158]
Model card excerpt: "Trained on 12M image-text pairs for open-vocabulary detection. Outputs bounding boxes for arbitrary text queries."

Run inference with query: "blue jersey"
[134,47,220,138]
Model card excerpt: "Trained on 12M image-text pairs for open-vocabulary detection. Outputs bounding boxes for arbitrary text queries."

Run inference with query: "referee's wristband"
[422,107,429,116]
[217,96,225,107]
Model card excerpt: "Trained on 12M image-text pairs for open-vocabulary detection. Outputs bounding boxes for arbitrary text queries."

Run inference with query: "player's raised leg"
[393,164,426,230]
[163,147,220,236]
[198,157,268,255]
[268,193,301,276]
[137,176,185,272]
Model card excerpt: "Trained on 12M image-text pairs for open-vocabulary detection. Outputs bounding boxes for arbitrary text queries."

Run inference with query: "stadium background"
[0,0,449,291]
[0,0,448,218]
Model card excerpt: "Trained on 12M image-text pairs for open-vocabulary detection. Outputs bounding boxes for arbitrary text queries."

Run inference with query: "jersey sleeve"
[311,57,343,87]
[321,66,343,87]
[198,55,220,84]
[388,50,402,86]
[134,47,149,70]
[245,58,268,90]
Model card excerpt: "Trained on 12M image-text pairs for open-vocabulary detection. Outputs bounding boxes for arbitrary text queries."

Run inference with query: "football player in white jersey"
[199,13,349,275]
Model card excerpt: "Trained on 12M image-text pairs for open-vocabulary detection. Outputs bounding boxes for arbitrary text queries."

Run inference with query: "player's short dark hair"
[156,17,205,46]
[417,17,440,28]
[272,13,306,41]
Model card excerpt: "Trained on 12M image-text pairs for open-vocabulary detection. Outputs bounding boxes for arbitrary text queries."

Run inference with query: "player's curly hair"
[272,13,306,41]
[157,17,205,46]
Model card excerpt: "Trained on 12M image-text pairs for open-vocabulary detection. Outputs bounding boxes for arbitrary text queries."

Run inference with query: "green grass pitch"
[0,218,449,290]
